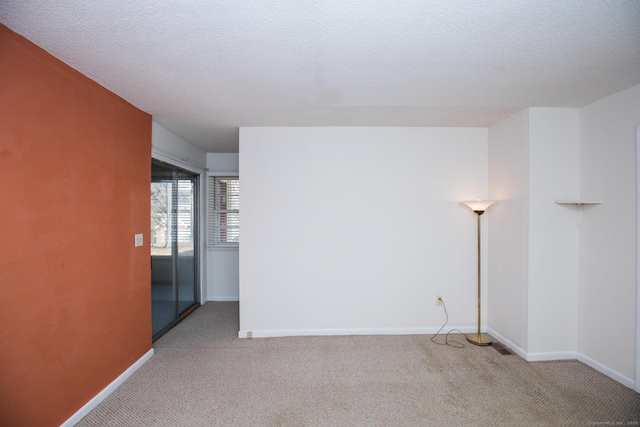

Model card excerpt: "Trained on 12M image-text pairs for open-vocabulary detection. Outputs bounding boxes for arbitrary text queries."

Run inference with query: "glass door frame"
[151,150,206,341]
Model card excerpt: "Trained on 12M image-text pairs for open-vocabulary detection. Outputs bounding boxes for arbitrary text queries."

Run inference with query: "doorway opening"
[151,160,200,341]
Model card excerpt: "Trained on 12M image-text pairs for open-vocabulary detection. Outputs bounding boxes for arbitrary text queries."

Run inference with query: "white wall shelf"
[555,200,602,206]
[556,200,602,226]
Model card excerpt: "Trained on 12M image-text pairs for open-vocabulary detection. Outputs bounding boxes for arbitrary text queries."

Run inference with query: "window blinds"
[208,176,239,247]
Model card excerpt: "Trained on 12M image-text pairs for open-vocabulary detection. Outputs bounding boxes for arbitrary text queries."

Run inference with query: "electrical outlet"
[134,233,143,247]
[437,296,443,305]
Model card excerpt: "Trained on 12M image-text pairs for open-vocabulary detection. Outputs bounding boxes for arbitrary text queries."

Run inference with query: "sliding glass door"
[151,160,199,340]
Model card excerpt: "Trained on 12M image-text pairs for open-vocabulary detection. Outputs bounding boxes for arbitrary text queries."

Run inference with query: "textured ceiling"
[2,1,640,152]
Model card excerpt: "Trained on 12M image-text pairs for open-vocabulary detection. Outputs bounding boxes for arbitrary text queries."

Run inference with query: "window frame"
[208,175,240,248]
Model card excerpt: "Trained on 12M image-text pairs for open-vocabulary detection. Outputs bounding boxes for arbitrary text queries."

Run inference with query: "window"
[209,176,239,247]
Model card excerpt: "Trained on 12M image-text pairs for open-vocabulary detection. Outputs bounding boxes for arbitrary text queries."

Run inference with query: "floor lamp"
[462,199,496,346]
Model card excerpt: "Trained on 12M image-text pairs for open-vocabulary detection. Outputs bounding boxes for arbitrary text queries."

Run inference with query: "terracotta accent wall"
[0,25,152,426]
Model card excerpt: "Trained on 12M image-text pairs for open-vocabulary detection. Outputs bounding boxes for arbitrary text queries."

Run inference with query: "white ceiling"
[2,1,640,153]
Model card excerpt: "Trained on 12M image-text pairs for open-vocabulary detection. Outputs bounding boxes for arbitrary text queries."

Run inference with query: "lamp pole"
[461,200,496,346]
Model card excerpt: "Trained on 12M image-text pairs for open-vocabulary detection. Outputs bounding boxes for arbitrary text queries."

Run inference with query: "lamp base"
[466,333,493,346]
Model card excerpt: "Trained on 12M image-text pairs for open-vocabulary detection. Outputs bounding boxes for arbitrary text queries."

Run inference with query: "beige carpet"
[77,302,640,426]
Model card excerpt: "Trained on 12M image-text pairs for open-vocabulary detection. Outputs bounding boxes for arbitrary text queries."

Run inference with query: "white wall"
[487,109,530,351]
[151,122,208,301]
[579,83,640,385]
[207,153,239,175]
[152,122,206,169]
[206,153,240,301]
[239,127,488,337]
[488,108,580,357]
[527,108,580,355]
[488,97,639,388]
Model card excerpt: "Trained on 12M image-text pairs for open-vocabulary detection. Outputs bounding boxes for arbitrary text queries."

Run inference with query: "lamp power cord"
[430,297,465,348]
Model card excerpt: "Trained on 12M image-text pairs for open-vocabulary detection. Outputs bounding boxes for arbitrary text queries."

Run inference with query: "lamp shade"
[461,199,496,212]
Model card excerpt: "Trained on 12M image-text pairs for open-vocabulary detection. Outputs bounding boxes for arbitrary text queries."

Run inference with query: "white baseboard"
[576,352,635,390]
[238,326,479,339]
[526,351,578,362]
[487,329,576,361]
[486,328,528,359]
[207,296,239,302]
[487,328,635,390]
[60,348,154,427]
